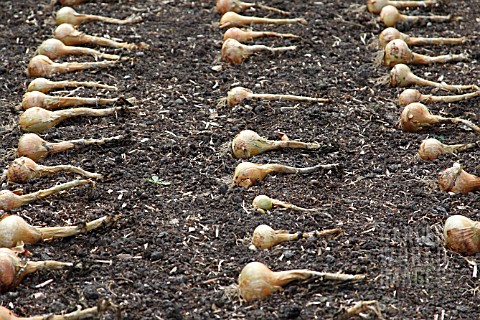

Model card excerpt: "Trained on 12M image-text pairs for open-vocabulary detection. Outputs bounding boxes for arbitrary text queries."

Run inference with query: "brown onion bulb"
[233,162,338,188]
[398,88,480,106]
[219,12,307,29]
[56,6,142,26]
[221,39,296,64]
[0,179,93,211]
[252,225,299,249]
[0,245,72,293]
[6,156,102,184]
[223,27,299,42]
[231,130,320,159]
[368,0,436,14]
[27,77,117,94]
[0,214,111,248]
[438,163,480,194]
[444,215,480,256]
[22,91,118,110]
[216,0,289,15]
[418,138,477,161]
[238,261,364,301]
[16,133,124,162]
[54,23,148,50]
[27,55,117,78]
[380,5,451,28]
[379,27,465,48]
[37,38,121,60]
[252,194,318,214]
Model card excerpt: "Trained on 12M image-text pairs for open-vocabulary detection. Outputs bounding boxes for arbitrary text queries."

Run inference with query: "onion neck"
[271,269,313,287]
[454,171,480,194]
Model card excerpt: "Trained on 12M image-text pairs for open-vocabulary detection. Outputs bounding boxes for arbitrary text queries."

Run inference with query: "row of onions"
[215,2,371,315]
[0,1,145,318]
[369,1,480,257]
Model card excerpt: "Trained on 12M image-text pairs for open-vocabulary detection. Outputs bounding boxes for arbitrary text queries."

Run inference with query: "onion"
[399,102,480,133]
[0,245,72,293]
[223,27,299,42]
[0,305,100,320]
[219,12,307,29]
[221,86,328,107]
[0,214,110,248]
[17,133,124,162]
[443,215,480,256]
[379,27,466,48]
[438,163,480,194]
[6,156,102,184]
[221,38,296,64]
[251,225,299,249]
[56,6,142,26]
[27,55,118,78]
[22,91,120,111]
[19,105,136,133]
[251,224,343,250]
[380,5,451,27]
[238,261,364,301]
[398,88,480,106]
[383,39,467,67]
[252,194,317,214]
[367,0,436,14]
[27,77,117,94]
[418,138,477,161]
[37,38,122,61]
[233,161,338,188]
[54,23,149,50]
[216,0,289,15]
[231,130,320,159]
[389,64,478,91]
[0,179,93,211]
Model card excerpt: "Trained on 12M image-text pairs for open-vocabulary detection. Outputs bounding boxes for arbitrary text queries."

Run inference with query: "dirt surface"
[0,0,480,319]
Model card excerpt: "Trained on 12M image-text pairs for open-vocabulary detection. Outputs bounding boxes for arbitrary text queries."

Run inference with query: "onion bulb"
[389,64,478,91]
[27,77,117,94]
[6,156,102,184]
[54,23,149,50]
[252,194,318,214]
[17,133,124,162]
[438,163,480,194]
[37,38,122,61]
[27,55,118,78]
[0,244,72,293]
[0,214,110,248]
[231,130,320,159]
[220,86,328,107]
[383,39,467,67]
[223,27,299,42]
[221,38,296,64]
[219,12,307,29]
[379,27,466,48]
[0,305,100,320]
[238,261,364,301]
[0,179,93,211]
[399,102,480,133]
[418,138,477,161]
[19,105,136,133]
[368,0,436,14]
[56,6,142,26]
[216,0,289,15]
[251,224,343,250]
[443,215,480,256]
[22,91,120,111]
[398,88,480,106]
[380,5,451,27]
[233,162,338,188]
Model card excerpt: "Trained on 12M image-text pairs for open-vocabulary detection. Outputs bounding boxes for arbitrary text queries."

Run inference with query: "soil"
[0,0,479,319]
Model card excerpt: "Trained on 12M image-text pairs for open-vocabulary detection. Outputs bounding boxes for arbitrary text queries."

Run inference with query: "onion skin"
[231,130,320,159]
[223,28,299,42]
[380,5,451,27]
[368,0,436,14]
[252,225,298,249]
[444,215,480,256]
[399,88,480,106]
[418,138,477,161]
[22,91,118,111]
[54,23,148,50]
[398,103,440,132]
[56,6,142,26]
[379,27,465,48]
[37,38,121,61]
[219,12,307,29]
[0,214,111,248]
[6,156,102,184]
[221,39,297,64]
[27,77,117,94]
[438,163,480,194]
[27,55,117,78]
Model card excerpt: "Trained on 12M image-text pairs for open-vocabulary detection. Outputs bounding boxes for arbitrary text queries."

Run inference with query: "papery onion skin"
[444,215,480,256]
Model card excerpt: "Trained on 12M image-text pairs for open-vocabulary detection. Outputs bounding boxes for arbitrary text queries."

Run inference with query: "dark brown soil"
[1,0,480,319]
